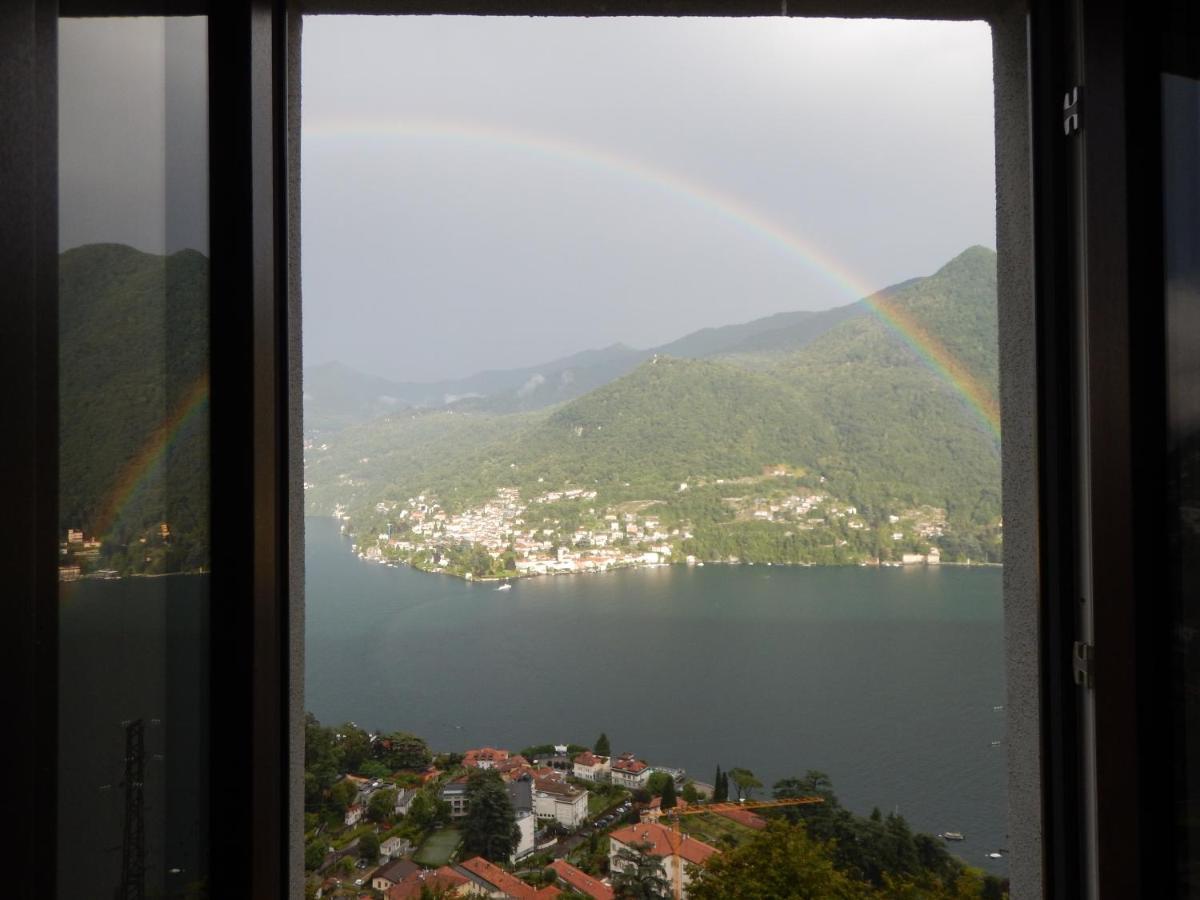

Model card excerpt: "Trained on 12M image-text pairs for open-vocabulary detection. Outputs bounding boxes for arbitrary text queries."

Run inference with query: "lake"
[305,516,1008,874]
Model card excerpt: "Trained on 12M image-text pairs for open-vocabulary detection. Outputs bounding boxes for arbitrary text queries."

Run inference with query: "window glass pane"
[1165,68,1200,898]
[58,17,210,899]
[302,16,1005,897]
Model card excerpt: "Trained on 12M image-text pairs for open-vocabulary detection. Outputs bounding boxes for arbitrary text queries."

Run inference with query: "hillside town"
[304,726,744,900]
[335,470,968,583]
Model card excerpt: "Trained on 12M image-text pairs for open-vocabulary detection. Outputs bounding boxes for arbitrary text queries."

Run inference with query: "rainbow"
[307,117,1000,440]
[91,372,210,540]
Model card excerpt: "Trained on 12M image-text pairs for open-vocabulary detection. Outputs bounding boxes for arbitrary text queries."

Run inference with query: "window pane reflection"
[58,17,210,899]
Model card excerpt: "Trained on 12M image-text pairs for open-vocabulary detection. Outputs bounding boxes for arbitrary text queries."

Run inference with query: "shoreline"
[344,538,1002,583]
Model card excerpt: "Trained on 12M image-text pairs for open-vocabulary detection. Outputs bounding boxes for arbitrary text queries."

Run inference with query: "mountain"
[303,296,867,428]
[306,246,1002,562]
[660,301,866,359]
[59,243,210,573]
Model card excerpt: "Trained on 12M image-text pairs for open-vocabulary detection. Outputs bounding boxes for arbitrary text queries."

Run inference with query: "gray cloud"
[302,16,995,383]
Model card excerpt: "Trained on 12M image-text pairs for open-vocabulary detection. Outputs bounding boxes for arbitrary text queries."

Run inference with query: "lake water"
[305,516,1009,874]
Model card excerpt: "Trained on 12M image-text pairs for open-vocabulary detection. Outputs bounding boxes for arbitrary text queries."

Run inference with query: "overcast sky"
[60,17,208,255]
[303,16,995,383]
[60,16,995,384]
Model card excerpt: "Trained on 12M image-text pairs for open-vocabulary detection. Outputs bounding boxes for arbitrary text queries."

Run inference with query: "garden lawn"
[679,813,757,849]
[414,828,462,866]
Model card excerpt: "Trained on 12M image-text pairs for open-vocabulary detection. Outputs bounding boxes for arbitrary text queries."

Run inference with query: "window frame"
[5,0,1180,896]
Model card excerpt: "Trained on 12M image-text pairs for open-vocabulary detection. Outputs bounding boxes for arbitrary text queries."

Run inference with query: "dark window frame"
[5,0,1187,896]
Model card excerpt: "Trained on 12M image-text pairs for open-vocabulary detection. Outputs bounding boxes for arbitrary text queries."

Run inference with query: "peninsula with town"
[305,248,1004,581]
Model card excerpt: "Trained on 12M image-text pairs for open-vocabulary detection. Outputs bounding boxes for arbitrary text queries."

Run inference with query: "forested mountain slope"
[306,247,1001,560]
[59,243,210,574]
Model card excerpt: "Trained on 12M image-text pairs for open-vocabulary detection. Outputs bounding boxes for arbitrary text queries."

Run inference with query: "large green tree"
[611,842,670,900]
[687,822,872,900]
[335,722,372,772]
[461,771,519,863]
[660,777,677,811]
[368,787,398,822]
[594,733,611,756]
[376,731,433,770]
[728,768,762,801]
[328,779,357,814]
[358,832,380,863]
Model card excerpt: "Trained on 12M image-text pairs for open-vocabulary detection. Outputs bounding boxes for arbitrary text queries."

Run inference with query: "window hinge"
[1073,640,1094,689]
[1063,86,1082,136]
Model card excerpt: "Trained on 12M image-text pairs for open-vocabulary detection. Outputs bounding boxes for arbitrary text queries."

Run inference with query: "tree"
[328,778,357,814]
[681,782,699,804]
[774,771,835,802]
[660,777,677,811]
[377,731,433,770]
[359,759,390,779]
[369,787,398,822]
[611,842,670,899]
[335,722,372,772]
[359,832,380,862]
[687,822,872,900]
[461,770,519,863]
[594,733,611,757]
[304,841,326,872]
[729,768,762,801]
[646,772,673,797]
[712,766,726,803]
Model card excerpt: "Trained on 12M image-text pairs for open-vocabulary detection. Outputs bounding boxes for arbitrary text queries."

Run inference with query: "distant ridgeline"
[59,243,210,577]
[306,246,1004,570]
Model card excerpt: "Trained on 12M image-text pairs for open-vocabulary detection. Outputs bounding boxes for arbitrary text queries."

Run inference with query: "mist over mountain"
[306,246,1001,557]
[304,293,872,429]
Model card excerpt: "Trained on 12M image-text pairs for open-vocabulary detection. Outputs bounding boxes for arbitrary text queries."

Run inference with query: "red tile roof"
[464,747,511,767]
[573,752,607,768]
[549,860,614,900]
[609,823,719,867]
[612,757,648,774]
[458,856,543,899]
[385,866,469,899]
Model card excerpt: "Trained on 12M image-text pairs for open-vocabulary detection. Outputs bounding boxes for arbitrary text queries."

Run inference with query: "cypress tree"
[594,732,611,757]
[661,776,677,810]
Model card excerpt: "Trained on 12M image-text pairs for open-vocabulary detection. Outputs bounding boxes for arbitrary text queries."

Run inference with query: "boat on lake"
[940,832,965,842]
[496,583,512,591]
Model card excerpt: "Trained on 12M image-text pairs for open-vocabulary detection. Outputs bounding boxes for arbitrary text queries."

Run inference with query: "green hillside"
[59,243,210,575]
[312,246,1002,566]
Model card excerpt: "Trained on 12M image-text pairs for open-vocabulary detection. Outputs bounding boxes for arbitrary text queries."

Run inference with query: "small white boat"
[987,852,1003,859]
[496,583,512,591]
[940,832,965,842]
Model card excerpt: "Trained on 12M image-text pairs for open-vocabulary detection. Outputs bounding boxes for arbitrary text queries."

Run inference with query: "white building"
[572,751,611,783]
[533,776,589,828]
[611,754,652,790]
[609,823,718,899]
[380,836,413,860]
[513,810,537,861]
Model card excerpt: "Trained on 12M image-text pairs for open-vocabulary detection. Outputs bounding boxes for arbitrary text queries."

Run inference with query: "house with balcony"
[440,777,471,819]
[610,753,651,790]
